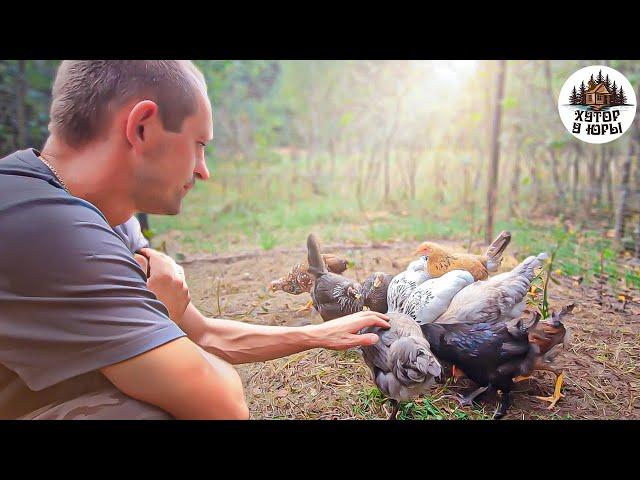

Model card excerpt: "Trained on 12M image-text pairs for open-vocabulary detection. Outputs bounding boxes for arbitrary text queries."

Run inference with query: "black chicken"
[360,272,394,314]
[420,312,542,419]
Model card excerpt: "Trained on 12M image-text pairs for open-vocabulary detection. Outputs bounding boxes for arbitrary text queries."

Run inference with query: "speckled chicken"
[421,311,541,419]
[386,256,430,314]
[306,234,363,321]
[269,253,349,312]
[401,270,475,324]
[414,230,512,281]
[360,311,442,419]
[360,272,394,314]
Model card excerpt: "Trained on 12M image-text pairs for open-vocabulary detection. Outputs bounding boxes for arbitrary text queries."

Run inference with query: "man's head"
[49,60,212,215]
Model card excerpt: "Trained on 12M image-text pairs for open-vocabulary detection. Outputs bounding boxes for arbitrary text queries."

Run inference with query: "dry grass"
[181,241,640,420]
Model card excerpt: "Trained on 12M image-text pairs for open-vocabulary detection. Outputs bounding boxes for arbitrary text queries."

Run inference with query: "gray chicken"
[433,252,549,325]
[360,312,442,420]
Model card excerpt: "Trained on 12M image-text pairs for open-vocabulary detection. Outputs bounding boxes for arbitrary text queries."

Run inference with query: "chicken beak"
[373,277,382,288]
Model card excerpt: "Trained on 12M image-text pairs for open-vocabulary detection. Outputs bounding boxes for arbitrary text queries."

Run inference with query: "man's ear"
[125,100,160,152]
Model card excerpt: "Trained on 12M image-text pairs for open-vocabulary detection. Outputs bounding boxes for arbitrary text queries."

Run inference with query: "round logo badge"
[558,65,636,144]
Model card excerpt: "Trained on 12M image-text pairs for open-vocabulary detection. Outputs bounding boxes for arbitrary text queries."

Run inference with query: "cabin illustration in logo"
[585,82,612,107]
[568,69,631,110]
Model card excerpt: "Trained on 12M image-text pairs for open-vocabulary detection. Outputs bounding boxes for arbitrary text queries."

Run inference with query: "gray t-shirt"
[0,148,186,419]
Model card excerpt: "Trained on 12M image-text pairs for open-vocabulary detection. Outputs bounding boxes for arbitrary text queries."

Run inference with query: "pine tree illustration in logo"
[558,65,637,144]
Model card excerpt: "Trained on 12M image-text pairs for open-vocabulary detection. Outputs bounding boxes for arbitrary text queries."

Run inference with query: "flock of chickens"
[269,232,574,420]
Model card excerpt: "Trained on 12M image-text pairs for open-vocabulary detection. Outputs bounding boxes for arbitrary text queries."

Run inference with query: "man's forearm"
[178,302,322,364]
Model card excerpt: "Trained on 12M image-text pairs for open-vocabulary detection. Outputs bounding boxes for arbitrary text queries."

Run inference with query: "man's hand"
[305,310,391,350]
[138,247,190,323]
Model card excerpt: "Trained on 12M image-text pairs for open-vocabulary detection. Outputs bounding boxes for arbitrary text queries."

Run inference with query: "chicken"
[434,252,549,325]
[515,304,574,409]
[414,230,512,281]
[401,270,475,324]
[269,254,350,312]
[360,272,394,314]
[360,312,442,419]
[386,256,430,314]
[421,311,541,419]
[306,233,363,321]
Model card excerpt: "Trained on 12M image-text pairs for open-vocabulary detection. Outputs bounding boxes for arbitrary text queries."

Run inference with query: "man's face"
[132,90,213,215]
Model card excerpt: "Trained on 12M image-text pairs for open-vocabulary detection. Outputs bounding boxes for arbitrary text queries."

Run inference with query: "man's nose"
[195,158,210,181]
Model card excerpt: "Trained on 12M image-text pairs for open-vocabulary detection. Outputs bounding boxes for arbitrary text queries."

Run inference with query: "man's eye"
[198,142,207,148]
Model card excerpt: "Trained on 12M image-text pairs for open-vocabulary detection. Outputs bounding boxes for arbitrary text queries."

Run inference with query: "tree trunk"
[383,93,403,204]
[572,144,581,207]
[485,60,507,244]
[584,149,598,215]
[16,60,26,147]
[596,145,607,206]
[606,154,614,212]
[509,150,521,216]
[614,142,633,243]
[549,148,566,205]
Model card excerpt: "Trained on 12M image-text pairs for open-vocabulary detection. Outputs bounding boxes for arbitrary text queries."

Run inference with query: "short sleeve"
[0,196,186,391]
[113,215,150,254]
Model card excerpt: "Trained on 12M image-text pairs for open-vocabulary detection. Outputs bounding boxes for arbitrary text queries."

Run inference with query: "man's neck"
[40,137,136,227]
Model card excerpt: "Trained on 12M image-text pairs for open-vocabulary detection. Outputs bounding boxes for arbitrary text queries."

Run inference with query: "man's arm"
[139,248,391,365]
[100,336,249,419]
[179,300,390,365]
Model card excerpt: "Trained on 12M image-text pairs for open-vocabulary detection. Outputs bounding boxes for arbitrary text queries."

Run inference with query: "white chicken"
[401,270,475,324]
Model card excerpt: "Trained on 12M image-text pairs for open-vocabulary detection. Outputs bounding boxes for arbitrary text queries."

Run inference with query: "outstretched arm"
[180,303,390,364]
[137,247,390,365]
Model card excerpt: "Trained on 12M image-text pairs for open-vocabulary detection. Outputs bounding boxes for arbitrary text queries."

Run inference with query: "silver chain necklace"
[38,153,70,193]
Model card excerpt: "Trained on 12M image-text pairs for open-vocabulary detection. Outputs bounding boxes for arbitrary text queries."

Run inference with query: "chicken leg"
[493,391,511,420]
[534,371,565,409]
[296,299,314,313]
[442,385,490,408]
[387,400,400,420]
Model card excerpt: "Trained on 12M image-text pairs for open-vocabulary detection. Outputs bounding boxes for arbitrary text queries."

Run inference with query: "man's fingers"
[134,253,149,276]
[353,314,391,330]
[352,333,380,346]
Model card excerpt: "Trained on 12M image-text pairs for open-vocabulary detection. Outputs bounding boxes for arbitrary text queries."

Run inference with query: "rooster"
[414,230,511,281]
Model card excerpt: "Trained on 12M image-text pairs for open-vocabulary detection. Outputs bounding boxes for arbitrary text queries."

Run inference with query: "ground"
[175,238,640,420]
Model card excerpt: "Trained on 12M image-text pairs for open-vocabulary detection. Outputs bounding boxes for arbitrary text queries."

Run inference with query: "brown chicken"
[414,230,511,281]
[514,304,574,409]
[269,254,349,312]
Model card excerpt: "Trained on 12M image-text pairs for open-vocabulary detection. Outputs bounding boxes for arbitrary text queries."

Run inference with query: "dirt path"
[180,241,640,420]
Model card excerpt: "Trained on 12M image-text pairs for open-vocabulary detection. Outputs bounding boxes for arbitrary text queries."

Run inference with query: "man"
[0,61,390,420]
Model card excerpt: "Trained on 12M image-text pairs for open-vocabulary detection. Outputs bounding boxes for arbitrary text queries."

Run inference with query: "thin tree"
[485,60,507,244]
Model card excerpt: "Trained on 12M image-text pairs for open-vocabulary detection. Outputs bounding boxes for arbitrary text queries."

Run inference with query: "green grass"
[353,386,493,420]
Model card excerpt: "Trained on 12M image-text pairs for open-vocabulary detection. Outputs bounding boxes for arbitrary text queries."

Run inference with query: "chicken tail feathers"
[510,252,548,281]
[307,233,327,278]
[484,230,512,272]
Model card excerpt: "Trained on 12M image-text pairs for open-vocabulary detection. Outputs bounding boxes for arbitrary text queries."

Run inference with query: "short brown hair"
[49,60,206,147]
